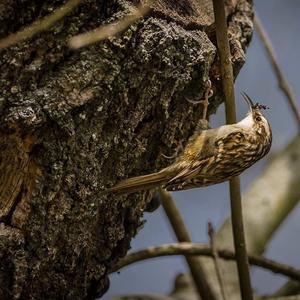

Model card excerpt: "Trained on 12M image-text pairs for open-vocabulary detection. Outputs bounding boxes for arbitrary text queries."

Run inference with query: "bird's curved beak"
[241,92,255,113]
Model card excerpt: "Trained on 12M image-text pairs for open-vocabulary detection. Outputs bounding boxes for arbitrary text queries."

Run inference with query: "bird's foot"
[200,79,213,120]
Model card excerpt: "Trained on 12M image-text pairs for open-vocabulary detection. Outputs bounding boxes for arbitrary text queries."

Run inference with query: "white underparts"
[238,114,254,129]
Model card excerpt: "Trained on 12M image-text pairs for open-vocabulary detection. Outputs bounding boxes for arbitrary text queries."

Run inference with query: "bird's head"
[239,92,272,139]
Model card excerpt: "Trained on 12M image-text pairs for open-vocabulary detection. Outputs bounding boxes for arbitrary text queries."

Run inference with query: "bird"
[106,93,272,195]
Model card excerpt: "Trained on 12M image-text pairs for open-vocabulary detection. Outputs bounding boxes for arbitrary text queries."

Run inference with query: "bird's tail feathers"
[105,171,168,195]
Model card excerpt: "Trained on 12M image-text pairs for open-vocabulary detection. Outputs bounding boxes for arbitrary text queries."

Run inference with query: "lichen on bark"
[0,0,253,298]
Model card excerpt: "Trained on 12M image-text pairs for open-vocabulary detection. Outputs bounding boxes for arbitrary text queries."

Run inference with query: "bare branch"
[254,14,300,129]
[261,296,300,300]
[0,0,83,49]
[212,0,253,298]
[159,189,217,300]
[111,242,300,282]
[68,2,151,49]
[208,222,228,300]
[271,280,300,298]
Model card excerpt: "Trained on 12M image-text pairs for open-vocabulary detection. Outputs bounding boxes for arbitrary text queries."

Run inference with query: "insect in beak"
[242,92,270,112]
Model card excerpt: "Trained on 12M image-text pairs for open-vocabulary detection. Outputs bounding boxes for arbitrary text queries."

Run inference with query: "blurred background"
[106,0,300,298]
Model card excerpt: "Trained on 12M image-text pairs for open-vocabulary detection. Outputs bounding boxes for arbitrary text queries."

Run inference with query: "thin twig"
[69,2,151,49]
[110,242,300,282]
[271,280,300,298]
[0,0,83,49]
[261,296,300,300]
[208,222,228,300]
[254,14,300,130]
[159,189,217,300]
[212,0,253,299]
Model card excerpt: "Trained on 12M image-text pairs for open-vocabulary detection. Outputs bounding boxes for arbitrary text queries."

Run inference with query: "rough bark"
[0,0,253,299]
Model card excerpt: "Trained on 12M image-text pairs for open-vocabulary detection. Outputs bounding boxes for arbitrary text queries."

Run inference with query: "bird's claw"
[161,152,177,160]
[161,141,183,160]
[186,98,204,105]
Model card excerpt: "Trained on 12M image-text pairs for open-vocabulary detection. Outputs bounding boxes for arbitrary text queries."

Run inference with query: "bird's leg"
[202,80,213,120]
[191,80,213,131]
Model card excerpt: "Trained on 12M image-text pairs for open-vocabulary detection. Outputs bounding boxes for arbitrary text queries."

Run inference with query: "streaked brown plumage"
[107,93,272,195]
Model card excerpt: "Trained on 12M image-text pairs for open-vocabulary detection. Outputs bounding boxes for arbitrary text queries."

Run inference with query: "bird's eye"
[256,116,262,122]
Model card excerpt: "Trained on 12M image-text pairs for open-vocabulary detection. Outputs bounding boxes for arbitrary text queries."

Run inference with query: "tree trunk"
[0,0,253,299]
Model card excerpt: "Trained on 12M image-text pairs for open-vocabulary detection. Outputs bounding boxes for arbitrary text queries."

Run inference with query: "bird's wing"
[164,158,211,191]
[164,133,217,191]
[183,129,218,160]
[215,130,246,152]
[164,129,246,191]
